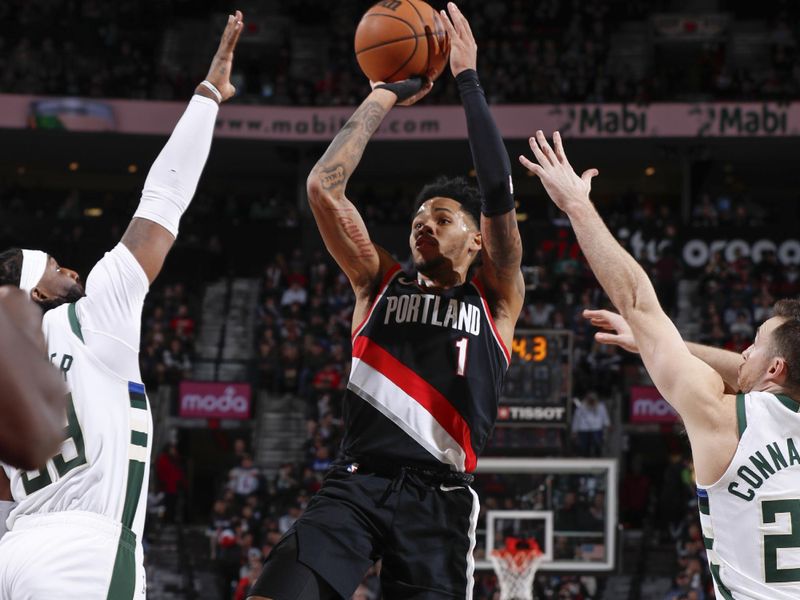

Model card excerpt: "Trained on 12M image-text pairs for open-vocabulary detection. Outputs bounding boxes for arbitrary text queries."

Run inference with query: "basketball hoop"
[489,537,543,600]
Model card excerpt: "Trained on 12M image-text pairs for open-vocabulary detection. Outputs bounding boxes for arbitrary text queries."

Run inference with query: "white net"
[489,549,543,600]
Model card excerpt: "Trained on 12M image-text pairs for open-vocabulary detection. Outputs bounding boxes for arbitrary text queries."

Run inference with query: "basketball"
[354,0,450,84]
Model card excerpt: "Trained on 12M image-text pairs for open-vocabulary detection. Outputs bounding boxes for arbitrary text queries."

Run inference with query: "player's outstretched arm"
[439,3,524,344]
[306,79,431,294]
[0,288,66,470]
[584,308,743,392]
[519,132,733,455]
[122,11,244,284]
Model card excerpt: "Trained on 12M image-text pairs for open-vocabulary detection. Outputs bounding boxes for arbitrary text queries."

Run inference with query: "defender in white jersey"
[0,12,244,599]
[520,131,800,599]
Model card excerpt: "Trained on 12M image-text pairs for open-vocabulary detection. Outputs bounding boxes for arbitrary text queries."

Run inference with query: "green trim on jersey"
[67,303,84,343]
[129,390,147,410]
[130,431,148,448]
[121,384,148,530]
[121,460,145,530]
[736,393,747,438]
[107,526,137,600]
[710,563,735,600]
[775,394,800,413]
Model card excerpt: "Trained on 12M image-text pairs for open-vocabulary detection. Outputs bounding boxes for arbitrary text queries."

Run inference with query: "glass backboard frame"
[474,457,617,572]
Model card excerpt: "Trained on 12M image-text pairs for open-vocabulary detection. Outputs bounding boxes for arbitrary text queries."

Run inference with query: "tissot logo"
[497,405,566,422]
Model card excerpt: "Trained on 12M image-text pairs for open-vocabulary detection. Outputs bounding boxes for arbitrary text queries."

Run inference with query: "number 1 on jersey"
[455,337,469,376]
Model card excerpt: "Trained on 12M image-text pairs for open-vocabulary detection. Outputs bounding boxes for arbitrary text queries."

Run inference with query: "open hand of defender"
[200,10,245,102]
[439,2,477,77]
[519,130,599,213]
[583,309,639,354]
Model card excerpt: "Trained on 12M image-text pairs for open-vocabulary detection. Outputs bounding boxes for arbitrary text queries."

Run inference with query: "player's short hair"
[771,319,800,392]
[413,176,482,229]
[0,248,22,287]
[773,299,800,321]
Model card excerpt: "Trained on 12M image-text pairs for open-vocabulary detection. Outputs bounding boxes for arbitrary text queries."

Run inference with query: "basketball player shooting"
[520,130,800,599]
[0,12,244,599]
[249,4,524,599]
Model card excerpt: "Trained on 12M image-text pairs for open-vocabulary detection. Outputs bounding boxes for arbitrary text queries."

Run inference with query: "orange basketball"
[354,0,450,84]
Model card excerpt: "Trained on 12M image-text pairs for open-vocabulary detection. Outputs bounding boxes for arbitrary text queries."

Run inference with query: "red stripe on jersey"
[470,278,511,366]
[351,264,402,341]
[352,335,477,472]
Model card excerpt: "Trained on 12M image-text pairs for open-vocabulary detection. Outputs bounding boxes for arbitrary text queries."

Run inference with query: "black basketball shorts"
[250,465,480,599]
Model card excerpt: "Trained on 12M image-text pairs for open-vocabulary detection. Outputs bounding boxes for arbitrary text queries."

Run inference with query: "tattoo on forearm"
[484,212,523,272]
[333,207,375,258]
[315,100,387,184]
[319,165,345,190]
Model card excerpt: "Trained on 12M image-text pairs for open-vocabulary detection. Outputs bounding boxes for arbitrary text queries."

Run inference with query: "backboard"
[473,458,617,572]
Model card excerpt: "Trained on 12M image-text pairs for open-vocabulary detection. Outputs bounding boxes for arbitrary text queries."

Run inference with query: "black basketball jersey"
[341,265,510,473]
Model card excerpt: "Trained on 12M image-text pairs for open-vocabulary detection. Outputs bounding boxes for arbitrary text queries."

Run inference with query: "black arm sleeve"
[456,69,514,216]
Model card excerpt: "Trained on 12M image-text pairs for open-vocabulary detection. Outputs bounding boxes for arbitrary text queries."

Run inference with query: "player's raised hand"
[370,77,434,107]
[201,10,244,102]
[439,2,477,77]
[519,131,599,213]
[583,308,640,353]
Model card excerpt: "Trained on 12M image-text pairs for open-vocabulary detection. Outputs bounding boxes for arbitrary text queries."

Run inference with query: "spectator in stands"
[156,443,187,523]
[664,570,692,600]
[233,556,263,600]
[555,491,583,531]
[227,453,262,503]
[585,342,622,395]
[571,392,610,457]
[207,499,233,560]
[162,338,193,384]
[277,503,302,535]
[170,303,195,339]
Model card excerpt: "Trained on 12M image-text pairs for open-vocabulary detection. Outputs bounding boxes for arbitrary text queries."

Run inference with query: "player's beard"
[36,282,86,313]
[414,254,448,278]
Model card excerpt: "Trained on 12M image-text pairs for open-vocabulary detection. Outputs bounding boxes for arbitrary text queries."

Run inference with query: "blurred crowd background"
[2,0,799,104]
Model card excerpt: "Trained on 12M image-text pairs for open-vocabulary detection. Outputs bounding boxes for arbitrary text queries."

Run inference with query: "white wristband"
[199,80,223,104]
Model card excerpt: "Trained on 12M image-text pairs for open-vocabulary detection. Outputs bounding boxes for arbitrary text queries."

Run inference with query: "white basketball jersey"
[698,391,800,599]
[2,302,152,540]
[1,244,152,550]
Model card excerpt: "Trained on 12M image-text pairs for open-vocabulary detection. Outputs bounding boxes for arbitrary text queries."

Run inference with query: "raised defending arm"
[122,12,244,283]
[519,132,736,482]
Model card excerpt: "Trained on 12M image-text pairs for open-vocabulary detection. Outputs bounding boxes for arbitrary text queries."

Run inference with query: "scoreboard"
[497,329,573,425]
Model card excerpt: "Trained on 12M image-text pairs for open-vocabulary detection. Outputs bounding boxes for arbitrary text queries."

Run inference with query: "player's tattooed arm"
[311,98,389,192]
[306,92,398,292]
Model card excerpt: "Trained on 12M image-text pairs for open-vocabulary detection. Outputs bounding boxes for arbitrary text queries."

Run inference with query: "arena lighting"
[83,207,103,218]
[68,161,79,171]
[128,164,138,174]
[645,166,656,176]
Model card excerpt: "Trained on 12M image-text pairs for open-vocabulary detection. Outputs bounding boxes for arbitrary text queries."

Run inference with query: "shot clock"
[498,329,573,425]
